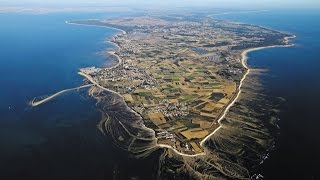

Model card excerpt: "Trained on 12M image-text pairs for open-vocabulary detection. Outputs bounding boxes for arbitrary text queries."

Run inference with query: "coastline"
[200,36,296,148]
[69,21,296,157]
[66,21,125,70]
[69,21,158,141]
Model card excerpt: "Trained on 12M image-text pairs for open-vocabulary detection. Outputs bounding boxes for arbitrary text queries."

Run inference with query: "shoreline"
[69,21,296,157]
[200,36,296,148]
[69,21,160,144]
[78,72,123,97]
[66,21,125,70]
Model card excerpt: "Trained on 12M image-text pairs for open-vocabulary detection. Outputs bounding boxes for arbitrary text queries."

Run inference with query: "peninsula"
[69,16,293,155]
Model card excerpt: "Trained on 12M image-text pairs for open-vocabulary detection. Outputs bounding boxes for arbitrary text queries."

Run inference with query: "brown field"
[148,112,166,125]
[180,129,209,140]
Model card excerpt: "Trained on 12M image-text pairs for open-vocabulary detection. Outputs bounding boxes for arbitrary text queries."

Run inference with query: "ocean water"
[0,12,122,179]
[0,13,118,109]
[213,9,320,179]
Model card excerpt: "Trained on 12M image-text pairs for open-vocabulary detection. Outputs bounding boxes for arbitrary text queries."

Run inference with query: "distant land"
[0,6,132,14]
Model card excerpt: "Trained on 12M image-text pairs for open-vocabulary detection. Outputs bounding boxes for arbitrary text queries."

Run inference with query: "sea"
[0,9,319,179]
[212,9,320,179]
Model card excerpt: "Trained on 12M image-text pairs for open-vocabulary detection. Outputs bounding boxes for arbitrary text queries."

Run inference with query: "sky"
[1,0,320,9]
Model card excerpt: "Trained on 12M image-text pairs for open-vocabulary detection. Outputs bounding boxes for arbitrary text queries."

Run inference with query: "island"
[69,16,293,155]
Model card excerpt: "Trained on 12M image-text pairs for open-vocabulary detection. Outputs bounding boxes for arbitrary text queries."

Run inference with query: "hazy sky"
[1,0,320,9]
